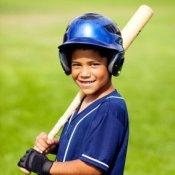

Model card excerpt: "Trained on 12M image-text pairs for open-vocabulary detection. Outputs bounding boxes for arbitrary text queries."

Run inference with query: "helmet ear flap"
[108,53,125,76]
[59,52,71,75]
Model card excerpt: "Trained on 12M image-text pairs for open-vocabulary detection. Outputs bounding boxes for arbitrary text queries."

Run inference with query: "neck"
[86,81,114,102]
[78,83,114,113]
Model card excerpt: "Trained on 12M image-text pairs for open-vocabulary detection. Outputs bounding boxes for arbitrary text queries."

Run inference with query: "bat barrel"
[122,5,154,50]
[48,91,85,139]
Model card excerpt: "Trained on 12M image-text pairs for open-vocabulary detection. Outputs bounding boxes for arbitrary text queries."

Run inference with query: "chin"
[81,88,96,96]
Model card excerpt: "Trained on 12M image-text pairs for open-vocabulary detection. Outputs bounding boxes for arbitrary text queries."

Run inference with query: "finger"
[36,137,48,148]
[35,135,49,152]
[36,132,48,143]
[35,142,48,153]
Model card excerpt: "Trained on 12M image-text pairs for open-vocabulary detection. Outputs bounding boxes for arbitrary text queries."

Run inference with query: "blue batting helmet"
[58,13,125,76]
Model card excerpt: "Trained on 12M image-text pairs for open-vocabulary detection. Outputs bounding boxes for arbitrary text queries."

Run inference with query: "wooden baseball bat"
[20,4,153,174]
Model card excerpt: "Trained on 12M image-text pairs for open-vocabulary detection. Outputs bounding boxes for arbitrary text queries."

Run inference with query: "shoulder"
[98,90,128,127]
[100,90,127,111]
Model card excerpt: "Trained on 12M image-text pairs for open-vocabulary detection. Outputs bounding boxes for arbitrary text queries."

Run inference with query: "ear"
[108,53,124,76]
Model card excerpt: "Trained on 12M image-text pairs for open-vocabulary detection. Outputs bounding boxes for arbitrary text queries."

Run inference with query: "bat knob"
[19,167,31,174]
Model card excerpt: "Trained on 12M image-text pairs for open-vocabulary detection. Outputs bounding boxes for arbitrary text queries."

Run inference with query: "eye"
[90,62,100,67]
[72,62,81,68]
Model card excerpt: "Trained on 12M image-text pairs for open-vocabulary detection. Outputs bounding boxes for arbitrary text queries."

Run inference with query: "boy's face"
[71,49,113,97]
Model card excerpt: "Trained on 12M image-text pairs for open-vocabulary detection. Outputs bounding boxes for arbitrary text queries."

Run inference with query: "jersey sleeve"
[79,100,128,172]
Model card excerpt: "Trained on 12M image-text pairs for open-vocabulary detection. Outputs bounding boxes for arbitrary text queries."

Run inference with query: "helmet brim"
[58,37,124,53]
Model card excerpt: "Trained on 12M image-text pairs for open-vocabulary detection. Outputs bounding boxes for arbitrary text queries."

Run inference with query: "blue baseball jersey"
[56,90,129,175]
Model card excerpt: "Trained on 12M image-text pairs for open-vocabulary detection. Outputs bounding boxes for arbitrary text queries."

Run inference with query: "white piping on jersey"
[106,96,124,100]
[63,104,101,162]
[82,154,109,169]
[65,111,75,134]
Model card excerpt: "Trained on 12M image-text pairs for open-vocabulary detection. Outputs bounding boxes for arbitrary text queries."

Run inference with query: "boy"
[18,13,129,175]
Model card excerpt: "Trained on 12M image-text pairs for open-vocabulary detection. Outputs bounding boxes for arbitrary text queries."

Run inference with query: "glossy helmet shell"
[58,13,125,76]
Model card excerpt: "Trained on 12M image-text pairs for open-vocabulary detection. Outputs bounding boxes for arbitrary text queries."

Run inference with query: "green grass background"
[0,0,175,174]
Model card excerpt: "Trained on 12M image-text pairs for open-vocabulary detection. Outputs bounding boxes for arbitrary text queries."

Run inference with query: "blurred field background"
[0,0,175,174]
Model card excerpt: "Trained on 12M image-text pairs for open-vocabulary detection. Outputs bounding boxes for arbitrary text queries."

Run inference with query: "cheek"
[95,67,109,78]
[71,68,78,80]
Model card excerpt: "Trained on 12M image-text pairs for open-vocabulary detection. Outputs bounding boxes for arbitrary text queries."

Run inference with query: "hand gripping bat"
[20,4,154,174]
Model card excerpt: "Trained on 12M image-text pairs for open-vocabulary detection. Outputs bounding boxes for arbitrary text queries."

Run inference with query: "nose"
[80,67,91,77]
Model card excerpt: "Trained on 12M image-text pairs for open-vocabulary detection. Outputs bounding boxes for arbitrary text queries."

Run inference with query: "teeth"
[84,81,93,83]
[79,80,94,84]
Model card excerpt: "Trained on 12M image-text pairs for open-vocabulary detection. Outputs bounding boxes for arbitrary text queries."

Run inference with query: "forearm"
[50,159,102,175]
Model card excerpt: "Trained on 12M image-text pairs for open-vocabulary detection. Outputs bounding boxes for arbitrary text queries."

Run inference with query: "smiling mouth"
[77,80,96,86]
